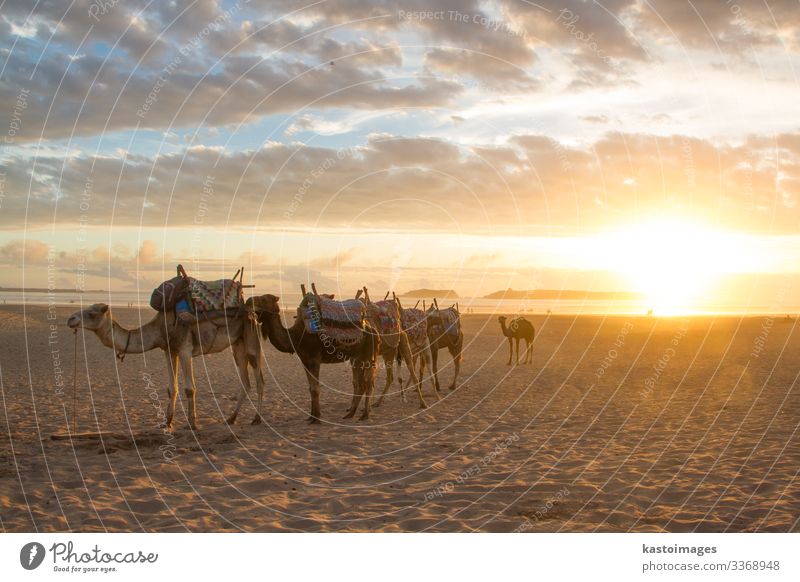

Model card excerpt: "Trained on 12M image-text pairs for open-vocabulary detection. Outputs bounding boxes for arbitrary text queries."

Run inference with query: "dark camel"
[247,294,380,423]
[356,288,426,409]
[498,315,535,365]
[426,300,464,392]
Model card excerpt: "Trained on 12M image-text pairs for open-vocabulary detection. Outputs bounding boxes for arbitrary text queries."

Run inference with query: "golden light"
[593,217,755,315]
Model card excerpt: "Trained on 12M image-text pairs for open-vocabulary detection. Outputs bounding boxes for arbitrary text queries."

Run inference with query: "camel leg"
[506,337,513,365]
[515,337,520,365]
[164,350,179,429]
[246,317,266,424]
[227,343,250,425]
[301,356,322,423]
[448,340,462,391]
[422,344,440,400]
[397,354,409,394]
[359,362,374,421]
[178,348,198,430]
[526,339,533,364]
[386,351,399,402]
[430,344,441,392]
[375,350,394,407]
[251,353,266,423]
[400,334,426,409]
[344,362,364,419]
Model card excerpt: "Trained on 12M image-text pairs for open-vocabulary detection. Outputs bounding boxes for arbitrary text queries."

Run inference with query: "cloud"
[3,130,798,235]
[309,248,359,269]
[633,0,800,52]
[424,48,539,91]
[0,239,64,264]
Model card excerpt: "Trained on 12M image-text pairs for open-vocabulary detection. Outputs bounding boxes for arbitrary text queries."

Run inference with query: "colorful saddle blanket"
[428,307,461,338]
[301,293,365,345]
[366,300,401,348]
[400,308,428,343]
[187,277,244,312]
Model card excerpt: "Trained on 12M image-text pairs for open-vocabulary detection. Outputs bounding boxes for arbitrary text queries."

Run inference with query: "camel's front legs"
[164,350,179,429]
[506,336,513,365]
[375,350,396,407]
[246,317,267,424]
[178,348,198,430]
[400,334,426,409]
[421,343,440,400]
[344,361,365,419]
[515,337,520,365]
[301,356,322,423]
[227,343,252,425]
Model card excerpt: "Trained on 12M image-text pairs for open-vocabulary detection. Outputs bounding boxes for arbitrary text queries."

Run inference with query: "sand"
[1,304,798,532]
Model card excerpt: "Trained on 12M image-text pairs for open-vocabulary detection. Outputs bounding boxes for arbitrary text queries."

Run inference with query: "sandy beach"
[1,304,798,532]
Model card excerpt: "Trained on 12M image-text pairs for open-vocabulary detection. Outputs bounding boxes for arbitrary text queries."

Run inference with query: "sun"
[594,217,743,315]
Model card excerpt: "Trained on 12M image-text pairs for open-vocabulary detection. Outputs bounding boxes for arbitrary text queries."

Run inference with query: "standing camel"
[357,288,426,410]
[498,315,535,365]
[394,297,438,402]
[66,303,266,430]
[426,300,464,392]
[247,293,380,423]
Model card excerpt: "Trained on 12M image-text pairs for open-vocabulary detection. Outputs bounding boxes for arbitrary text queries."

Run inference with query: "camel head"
[498,315,507,324]
[246,294,281,315]
[67,303,111,332]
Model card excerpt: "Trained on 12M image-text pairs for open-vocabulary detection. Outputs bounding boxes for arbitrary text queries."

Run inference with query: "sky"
[1,0,799,311]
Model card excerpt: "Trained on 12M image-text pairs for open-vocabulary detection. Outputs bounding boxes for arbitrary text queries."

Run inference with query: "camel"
[247,293,380,423]
[356,288,426,410]
[426,300,464,392]
[498,315,535,365]
[66,303,266,430]
[394,297,438,401]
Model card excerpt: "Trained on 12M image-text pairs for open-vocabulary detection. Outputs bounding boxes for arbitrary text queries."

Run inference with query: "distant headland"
[483,288,643,301]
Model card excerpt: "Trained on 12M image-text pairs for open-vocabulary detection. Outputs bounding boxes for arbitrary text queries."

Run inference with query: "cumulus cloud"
[2,131,797,234]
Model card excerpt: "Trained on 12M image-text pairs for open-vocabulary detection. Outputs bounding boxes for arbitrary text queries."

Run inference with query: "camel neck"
[97,315,162,354]
[264,312,298,354]
[499,319,510,337]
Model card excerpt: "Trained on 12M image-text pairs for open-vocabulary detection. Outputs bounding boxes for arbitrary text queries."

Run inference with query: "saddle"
[300,293,366,346]
[186,277,244,313]
[152,265,247,324]
[428,306,461,338]
[365,300,401,348]
[400,308,428,343]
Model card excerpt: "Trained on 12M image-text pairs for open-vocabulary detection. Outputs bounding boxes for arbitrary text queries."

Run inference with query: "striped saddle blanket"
[187,277,244,313]
[366,300,401,348]
[400,308,428,343]
[301,293,365,345]
[428,307,461,338]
